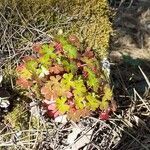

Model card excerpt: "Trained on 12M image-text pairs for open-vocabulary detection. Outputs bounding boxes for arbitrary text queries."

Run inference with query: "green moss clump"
[0,0,112,58]
[69,0,112,58]
[4,103,29,130]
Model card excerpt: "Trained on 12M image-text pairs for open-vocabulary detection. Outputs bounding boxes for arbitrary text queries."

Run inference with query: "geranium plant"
[16,35,114,121]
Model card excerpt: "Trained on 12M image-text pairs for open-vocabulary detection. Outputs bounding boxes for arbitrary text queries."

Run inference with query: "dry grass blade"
[110,120,150,150]
[138,66,150,89]
[134,88,150,112]
[133,115,150,132]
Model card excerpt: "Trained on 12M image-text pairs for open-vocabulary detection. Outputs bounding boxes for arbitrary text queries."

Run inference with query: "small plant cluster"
[16,35,113,121]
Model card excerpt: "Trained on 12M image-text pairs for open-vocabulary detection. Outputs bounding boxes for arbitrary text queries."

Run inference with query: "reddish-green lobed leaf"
[38,54,51,67]
[25,59,38,73]
[16,35,113,122]
[67,108,90,122]
[49,64,64,74]
[39,44,56,58]
[83,49,94,58]
[16,64,32,80]
[41,82,57,100]
[32,42,42,52]
[16,78,32,89]
[54,42,64,54]
[68,35,80,48]
[47,103,60,118]
[16,64,25,73]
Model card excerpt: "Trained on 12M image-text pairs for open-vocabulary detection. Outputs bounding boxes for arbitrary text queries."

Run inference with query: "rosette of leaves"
[16,35,113,121]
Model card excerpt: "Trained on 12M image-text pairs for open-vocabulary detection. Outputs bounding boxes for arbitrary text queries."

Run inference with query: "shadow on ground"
[109,0,150,149]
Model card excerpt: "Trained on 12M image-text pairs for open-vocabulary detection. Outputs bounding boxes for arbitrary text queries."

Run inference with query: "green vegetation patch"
[0,0,112,58]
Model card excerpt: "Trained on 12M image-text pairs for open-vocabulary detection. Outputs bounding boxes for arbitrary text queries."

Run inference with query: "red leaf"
[54,42,63,54]
[99,111,109,120]
[92,66,97,73]
[16,64,25,73]
[68,35,80,48]
[49,64,64,74]
[47,110,60,118]
[22,56,36,62]
[41,85,56,100]
[32,42,42,52]
[67,100,75,107]
[16,78,32,89]
[67,108,90,122]
[65,91,73,98]
[82,70,88,78]
[43,100,61,118]
[83,48,94,58]
[47,103,61,118]
[48,103,56,111]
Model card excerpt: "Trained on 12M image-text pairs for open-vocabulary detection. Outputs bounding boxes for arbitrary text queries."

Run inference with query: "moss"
[4,103,29,130]
[68,0,112,58]
[1,0,112,58]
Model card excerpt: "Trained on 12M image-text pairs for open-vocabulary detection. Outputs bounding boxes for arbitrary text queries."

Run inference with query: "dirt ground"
[110,0,150,59]
[109,0,150,149]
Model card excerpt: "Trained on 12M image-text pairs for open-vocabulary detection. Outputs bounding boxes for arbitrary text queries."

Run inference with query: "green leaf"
[39,44,56,58]
[86,93,100,111]
[63,44,77,59]
[56,57,62,65]
[99,100,108,110]
[61,73,74,89]
[85,67,99,92]
[62,60,77,73]
[73,79,87,97]
[102,85,112,102]
[21,69,32,79]
[25,59,38,73]
[56,36,77,58]
[100,85,112,110]
[56,36,67,44]
[74,96,85,109]
[38,54,51,67]
[56,97,70,114]
[87,76,99,92]
[16,64,32,79]
[81,57,94,67]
